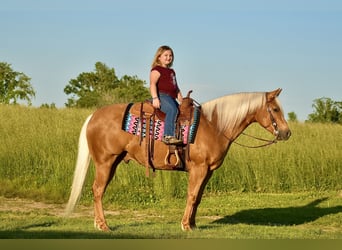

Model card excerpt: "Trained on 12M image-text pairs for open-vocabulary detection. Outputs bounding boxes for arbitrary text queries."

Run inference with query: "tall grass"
[0,105,91,202]
[0,105,341,205]
[207,122,342,193]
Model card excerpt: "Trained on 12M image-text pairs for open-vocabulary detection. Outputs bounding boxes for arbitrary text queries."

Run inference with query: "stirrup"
[164,148,180,166]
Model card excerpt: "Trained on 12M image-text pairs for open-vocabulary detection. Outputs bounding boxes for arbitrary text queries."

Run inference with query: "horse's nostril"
[277,130,291,140]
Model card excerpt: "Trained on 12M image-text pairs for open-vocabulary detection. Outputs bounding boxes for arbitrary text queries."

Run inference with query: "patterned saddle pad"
[121,102,200,144]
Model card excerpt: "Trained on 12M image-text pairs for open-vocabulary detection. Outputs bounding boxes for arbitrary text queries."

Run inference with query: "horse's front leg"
[181,166,213,231]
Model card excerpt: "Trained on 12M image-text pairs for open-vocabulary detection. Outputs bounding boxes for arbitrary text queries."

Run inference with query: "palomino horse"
[65,88,291,231]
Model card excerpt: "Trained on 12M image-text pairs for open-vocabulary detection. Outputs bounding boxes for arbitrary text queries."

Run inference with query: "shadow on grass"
[211,197,342,226]
[0,220,180,239]
[0,230,126,239]
[0,222,152,239]
[0,228,148,239]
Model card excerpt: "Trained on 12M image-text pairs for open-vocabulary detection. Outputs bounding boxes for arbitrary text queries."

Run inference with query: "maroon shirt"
[152,66,179,99]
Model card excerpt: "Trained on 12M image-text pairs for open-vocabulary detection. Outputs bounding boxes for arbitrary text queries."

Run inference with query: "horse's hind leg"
[92,153,125,231]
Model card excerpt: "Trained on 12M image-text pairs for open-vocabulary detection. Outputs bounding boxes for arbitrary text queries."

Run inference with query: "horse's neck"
[210,106,254,142]
[203,92,268,143]
[224,119,253,142]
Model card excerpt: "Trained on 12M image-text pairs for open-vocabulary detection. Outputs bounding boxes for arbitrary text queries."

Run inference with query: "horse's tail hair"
[64,114,93,216]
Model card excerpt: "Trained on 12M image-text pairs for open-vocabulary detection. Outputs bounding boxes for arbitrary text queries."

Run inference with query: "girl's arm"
[177,91,183,105]
[150,70,161,108]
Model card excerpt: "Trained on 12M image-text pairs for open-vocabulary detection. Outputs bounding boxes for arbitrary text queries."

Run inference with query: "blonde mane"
[201,92,267,133]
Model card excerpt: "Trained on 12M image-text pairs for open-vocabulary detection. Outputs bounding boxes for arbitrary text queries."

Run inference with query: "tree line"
[64,62,150,108]
[1,61,341,124]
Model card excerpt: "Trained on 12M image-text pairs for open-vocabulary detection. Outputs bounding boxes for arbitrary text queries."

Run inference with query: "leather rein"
[224,105,279,149]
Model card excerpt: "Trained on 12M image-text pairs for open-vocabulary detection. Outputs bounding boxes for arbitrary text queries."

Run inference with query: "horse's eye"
[273,107,279,112]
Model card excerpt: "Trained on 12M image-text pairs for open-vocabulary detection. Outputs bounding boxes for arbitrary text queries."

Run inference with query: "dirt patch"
[0,196,94,218]
[0,196,170,226]
[0,196,143,220]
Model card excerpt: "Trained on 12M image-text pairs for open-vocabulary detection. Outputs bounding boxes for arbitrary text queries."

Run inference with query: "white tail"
[64,114,93,216]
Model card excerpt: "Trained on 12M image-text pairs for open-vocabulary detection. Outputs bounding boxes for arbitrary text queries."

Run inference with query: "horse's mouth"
[276,129,291,141]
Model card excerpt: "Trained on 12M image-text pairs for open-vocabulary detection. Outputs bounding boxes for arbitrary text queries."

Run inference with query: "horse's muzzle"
[276,129,291,141]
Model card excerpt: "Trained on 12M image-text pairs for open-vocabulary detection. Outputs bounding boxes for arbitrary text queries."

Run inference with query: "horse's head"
[256,88,291,141]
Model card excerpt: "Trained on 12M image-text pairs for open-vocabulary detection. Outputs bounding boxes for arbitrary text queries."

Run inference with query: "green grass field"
[1,192,342,239]
[1,105,341,202]
[0,104,342,239]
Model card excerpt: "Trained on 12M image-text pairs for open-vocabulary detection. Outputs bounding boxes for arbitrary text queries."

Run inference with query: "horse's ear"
[266,88,282,102]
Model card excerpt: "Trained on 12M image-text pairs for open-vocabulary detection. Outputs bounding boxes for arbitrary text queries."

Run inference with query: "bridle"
[224,104,279,149]
[267,105,279,137]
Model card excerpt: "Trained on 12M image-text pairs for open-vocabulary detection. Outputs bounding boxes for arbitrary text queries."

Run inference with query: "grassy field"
[0,105,341,202]
[1,192,342,239]
[0,104,342,239]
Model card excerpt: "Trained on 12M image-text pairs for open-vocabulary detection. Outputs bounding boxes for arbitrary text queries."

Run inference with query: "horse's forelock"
[201,92,266,133]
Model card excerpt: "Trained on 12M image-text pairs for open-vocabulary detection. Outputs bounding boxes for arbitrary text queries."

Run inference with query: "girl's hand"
[177,93,183,105]
[152,98,160,109]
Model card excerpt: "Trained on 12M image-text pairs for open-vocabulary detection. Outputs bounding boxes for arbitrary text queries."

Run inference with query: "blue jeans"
[159,93,179,137]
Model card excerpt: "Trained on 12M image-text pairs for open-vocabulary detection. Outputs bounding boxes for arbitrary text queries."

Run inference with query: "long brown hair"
[151,45,174,68]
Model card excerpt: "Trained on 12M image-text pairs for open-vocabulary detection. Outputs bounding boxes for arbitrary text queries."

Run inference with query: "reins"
[222,103,279,149]
[232,132,277,148]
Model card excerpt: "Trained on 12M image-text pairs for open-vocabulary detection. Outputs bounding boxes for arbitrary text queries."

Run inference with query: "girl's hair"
[151,45,174,68]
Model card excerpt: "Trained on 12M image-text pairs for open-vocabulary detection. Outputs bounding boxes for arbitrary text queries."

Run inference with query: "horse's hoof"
[181,223,192,231]
[94,221,111,232]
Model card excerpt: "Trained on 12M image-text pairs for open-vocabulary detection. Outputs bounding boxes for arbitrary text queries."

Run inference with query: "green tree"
[112,75,151,103]
[307,97,341,124]
[287,112,298,122]
[40,103,56,109]
[0,62,36,105]
[64,62,150,108]
[64,62,119,108]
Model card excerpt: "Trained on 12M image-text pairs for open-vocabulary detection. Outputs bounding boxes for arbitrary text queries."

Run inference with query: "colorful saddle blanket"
[122,102,200,144]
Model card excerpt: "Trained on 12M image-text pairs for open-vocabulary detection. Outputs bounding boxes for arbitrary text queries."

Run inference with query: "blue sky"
[1,0,341,121]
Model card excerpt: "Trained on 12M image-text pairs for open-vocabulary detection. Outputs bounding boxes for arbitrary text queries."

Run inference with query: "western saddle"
[127,90,201,176]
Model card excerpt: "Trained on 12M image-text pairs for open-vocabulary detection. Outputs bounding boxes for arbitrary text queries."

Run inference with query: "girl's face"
[158,50,173,67]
